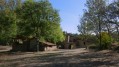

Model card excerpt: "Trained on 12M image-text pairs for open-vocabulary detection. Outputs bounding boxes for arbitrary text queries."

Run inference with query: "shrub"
[99,32,113,49]
[89,44,97,49]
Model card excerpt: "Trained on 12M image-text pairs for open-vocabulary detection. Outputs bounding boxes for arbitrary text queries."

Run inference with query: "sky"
[49,0,87,34]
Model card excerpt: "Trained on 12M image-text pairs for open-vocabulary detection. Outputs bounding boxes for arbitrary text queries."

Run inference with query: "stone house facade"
[12,36,57,52]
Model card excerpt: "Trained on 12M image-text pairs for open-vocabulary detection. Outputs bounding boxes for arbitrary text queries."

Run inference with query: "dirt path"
[0,46,12,52]
[0,48,119,67]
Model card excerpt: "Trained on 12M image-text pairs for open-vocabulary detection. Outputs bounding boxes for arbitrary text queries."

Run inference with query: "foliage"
[99,32,113,49]
[78,0,119,49]
[15,0,64,43]
[0,11,17,40]
[79,34,98,47]
[0,0,20,44]
[0,0,64,45]
[88,44,97,50]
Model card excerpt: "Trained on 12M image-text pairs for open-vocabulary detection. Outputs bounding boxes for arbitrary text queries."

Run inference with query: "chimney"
[67,35,70,43]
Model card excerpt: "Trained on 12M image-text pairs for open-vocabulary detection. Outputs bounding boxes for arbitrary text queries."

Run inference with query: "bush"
[89,45,97,49]
[99,32,113,49]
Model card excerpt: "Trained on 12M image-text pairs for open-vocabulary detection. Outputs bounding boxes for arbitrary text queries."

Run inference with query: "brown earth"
[0,46,119,67]
[0,46,12,52]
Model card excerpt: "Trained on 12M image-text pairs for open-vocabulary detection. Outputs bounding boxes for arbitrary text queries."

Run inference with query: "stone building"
[64,33,77,49]
[12,36,57,52]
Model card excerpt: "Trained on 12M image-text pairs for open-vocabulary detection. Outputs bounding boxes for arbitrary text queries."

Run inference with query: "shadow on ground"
[1,49,119,67]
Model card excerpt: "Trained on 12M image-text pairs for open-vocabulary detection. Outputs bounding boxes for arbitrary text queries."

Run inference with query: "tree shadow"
[1,51,119,67]
[36,61,116,67]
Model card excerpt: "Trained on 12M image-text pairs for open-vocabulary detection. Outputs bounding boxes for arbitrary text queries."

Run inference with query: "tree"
[0,0,21,45]
[100,32,113,49]
[78,0,107,47]
[16,0,64,43]
[106,0,119,41]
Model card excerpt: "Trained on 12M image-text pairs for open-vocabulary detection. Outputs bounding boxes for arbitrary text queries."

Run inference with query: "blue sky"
[49,0,86,34]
